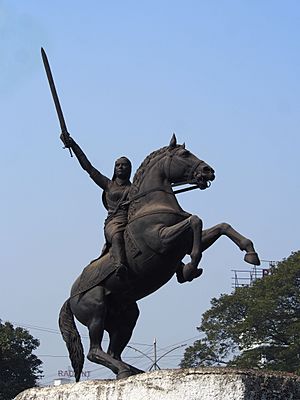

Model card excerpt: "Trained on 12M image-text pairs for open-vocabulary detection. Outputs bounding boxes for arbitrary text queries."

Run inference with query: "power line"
[11,320,153,347]
[37,355,68,358]
[10,321,198,351]
[36,333,199,363]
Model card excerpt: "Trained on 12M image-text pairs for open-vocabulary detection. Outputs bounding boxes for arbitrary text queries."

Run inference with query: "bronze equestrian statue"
[58,135,260,381]
[41,48,260,382]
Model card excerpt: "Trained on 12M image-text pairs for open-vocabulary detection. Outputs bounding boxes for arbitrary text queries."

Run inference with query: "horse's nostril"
[203,166,215,175]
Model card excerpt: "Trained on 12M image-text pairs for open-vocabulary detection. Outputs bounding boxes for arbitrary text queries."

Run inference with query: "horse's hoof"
[117,369,133,379]
[129,366,144,375]
[194,268,203,279]
[244,252,260,266]
[182,263,203,282]
[176,262,185,283]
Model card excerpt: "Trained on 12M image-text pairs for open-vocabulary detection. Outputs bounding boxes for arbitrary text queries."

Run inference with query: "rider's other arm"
[60,134,109,190]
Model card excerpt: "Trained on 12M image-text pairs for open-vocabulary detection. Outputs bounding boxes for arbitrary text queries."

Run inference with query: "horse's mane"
[128,145,179,218]
[131,146,168,189]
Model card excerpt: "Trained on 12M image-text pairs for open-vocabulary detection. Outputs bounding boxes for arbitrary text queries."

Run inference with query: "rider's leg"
[110,232,128,279]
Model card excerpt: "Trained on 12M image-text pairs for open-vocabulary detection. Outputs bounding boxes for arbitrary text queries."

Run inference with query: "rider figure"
[60,134,131,279]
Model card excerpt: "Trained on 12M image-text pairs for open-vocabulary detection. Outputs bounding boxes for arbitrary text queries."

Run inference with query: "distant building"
[231,260,277,290]
[53,378,72,386]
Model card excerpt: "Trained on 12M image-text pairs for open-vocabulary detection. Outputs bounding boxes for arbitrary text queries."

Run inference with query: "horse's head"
[166,134,215,190]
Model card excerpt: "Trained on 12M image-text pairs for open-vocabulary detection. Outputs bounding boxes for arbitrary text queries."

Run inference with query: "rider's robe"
[102,180,131,243]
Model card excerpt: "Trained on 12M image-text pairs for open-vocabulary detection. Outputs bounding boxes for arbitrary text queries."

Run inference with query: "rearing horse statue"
[59,135,260,380]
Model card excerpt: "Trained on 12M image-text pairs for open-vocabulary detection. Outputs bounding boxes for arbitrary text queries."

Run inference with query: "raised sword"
[41,47,72,157]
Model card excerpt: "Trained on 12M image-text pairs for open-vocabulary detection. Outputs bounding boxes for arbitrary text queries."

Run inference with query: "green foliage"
[180,251,300,374]
[0,321,43,400]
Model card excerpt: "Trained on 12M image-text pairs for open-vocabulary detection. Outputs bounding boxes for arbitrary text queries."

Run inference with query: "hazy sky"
[1,0,299,385]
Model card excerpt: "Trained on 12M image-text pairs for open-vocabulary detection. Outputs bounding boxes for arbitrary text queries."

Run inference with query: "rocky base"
[15,368,300,400]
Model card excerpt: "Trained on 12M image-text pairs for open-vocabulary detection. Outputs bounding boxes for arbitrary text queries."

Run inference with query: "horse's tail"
[58,299,84,382]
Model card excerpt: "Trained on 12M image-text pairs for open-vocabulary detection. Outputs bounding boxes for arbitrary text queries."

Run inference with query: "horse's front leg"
[202,223,260,265]
[160,215,203,281]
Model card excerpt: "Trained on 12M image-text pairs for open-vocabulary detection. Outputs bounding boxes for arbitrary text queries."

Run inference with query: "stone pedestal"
[15,368,300,400]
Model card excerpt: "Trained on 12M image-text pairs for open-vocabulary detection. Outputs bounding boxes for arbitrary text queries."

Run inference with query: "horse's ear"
[169,133,177,148]
[182,142,186,149]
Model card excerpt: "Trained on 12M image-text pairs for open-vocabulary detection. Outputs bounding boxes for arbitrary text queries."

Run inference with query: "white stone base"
[15,368,300,400]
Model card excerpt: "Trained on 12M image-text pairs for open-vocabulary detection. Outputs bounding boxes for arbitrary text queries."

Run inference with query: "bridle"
[164,147,204,188]
[123,148,207,208]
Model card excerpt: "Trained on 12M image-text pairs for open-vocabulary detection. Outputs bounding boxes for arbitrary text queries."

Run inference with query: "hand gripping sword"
[41,47,73,157]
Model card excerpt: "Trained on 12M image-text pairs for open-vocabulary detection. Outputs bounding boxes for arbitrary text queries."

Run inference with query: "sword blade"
[41,48,68,132]
[41,48,72,156]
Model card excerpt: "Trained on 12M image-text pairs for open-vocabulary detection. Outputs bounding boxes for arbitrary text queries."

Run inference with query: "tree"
[0,321,43,400]
[180,251,300,374]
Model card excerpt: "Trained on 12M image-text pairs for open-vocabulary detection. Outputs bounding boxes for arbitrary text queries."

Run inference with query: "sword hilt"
[61,131,73,157]
[63,146,73,157]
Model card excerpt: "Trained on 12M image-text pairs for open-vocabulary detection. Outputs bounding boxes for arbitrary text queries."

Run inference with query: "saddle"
[74,248,116,296]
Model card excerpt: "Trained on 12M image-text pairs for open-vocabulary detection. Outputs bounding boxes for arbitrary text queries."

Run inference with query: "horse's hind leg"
[75,286,133,378]
[202,223,260,265]
[106,301,143,377]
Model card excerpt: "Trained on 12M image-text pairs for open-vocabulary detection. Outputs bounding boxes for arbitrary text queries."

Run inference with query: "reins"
[123,186,174,206]
[173,184,199,194]
[121,181,199,209]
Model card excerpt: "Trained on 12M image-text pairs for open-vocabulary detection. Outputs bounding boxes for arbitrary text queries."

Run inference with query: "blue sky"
[1,0,299,384]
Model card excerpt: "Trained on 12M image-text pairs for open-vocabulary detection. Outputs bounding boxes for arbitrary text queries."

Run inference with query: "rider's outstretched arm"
[60,135,109,190]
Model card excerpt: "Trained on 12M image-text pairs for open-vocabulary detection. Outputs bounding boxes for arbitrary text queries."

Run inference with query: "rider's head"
[113,157,132,181]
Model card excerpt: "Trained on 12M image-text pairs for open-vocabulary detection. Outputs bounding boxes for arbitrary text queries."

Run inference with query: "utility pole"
[153,337,159,370]
[128,339,186,371]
